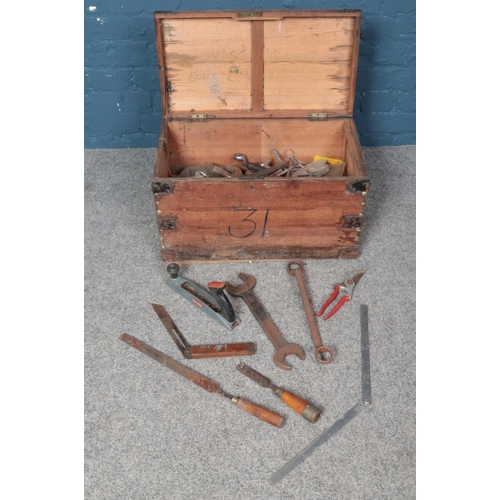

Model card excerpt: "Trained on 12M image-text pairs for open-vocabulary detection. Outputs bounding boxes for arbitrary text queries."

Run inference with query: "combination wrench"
[287,261,334,364]
[226,273,305,371]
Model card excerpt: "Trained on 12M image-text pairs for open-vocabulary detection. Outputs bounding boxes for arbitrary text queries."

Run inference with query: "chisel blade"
[119,333,222,394]
[236,362,275,390]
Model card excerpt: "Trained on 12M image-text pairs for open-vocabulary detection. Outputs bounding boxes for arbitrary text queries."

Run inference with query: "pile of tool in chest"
[121,10,372,482]
[152,10,369,263]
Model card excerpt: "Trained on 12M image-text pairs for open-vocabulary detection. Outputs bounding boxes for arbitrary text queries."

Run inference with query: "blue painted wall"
[84,1,416,148]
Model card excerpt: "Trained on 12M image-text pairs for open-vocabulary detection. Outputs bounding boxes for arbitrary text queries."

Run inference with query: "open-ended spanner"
[226,273,305,371]
[287,261,334,364]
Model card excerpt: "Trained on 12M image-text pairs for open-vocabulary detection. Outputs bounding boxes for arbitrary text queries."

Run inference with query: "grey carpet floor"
[84,145,416,500]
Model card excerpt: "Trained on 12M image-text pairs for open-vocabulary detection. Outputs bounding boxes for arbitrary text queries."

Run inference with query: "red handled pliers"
[316,271,365,320]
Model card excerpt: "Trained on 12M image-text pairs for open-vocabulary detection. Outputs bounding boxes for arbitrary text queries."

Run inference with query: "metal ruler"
[360,304,372,405]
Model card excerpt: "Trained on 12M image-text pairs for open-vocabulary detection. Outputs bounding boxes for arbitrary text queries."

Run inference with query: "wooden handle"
[188,342,256,359]
[232,397,285,428]
[278,390,323,424]
[279,390,309,414]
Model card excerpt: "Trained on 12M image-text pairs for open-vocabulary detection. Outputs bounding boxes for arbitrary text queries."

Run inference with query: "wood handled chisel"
[236,362,322,423]
[119,333,285,428]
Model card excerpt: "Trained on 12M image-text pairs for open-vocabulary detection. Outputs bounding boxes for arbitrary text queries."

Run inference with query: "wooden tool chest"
[152,10,369,263]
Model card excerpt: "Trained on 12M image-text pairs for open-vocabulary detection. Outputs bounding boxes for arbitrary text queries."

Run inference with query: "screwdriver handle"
[231,397,285,428]
[275,388,323,424]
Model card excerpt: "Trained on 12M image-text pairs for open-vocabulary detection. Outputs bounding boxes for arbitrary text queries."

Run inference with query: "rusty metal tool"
[282,148,308,166]
[166,263,239,331]
[226,273,305,371]
[119,333,285,428]
[272,149,285,164]
[317,271,365,321]
[242,163,287,179]
[152,303,256,359]
[236,362,322,423]
[287,261,334,364]
[233,153,266,171]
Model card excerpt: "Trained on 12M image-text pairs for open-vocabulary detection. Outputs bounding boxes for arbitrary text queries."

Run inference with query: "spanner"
[226,273,305,371]
[287,261,334,364]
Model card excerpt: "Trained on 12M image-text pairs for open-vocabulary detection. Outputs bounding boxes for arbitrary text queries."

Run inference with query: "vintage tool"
[287,261,333,364]
[290,159,329,177]
[243,163,288,179]
[283,148,308,166]
[226,273,305,371]
[325,162,346,177]
[236,362,322,423]
[213,166,231,178]
[119,333,285,428]
[269,304,373,484]
[177,163,244,178]
[269,403,365,484]
[166,263,239,331]
[152,303,255,359]
[212,165,243,178]
[224,165,244,177]
[272,149,285,164]
[233,153,266,171]
[360,304,372,405]
[312,156,346,177]
[317,271,365,321]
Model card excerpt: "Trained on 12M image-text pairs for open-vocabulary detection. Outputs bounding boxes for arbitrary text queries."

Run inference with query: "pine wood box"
[152,10,369,263]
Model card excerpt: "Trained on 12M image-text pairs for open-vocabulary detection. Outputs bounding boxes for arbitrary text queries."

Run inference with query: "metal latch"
[309,113,328,121]
[189,113,208,122]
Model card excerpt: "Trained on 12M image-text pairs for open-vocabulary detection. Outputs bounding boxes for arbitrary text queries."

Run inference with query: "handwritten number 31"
[228,209,270,238]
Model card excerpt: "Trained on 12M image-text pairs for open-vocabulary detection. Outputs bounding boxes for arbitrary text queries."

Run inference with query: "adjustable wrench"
[287,261,333,364]
[226,273,305,371]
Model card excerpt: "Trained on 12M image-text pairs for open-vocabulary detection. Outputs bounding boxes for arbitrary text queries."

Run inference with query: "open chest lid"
[154,10,361,120]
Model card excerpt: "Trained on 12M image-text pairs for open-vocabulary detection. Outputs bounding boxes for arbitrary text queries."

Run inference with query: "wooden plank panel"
[344,119,367,177]
[160,245,359,263]
[347,15,362,114]
[251,21,264,111]
[263,17,355,111]
[162,19,252,111]
[167,109,355,119]
[156,179,363,212]
[160,207,350,230]
[165,63,253,111]
[153,120,169,178]
[264,62,351,110]
[161,230,358,249]
[159,228,359,262]
[264,18,355,62]
[155,11,362,21]
[166,118,346,168]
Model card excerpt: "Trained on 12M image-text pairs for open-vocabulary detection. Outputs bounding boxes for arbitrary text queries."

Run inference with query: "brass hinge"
[309,113,328,121]
[189,114,208,122]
